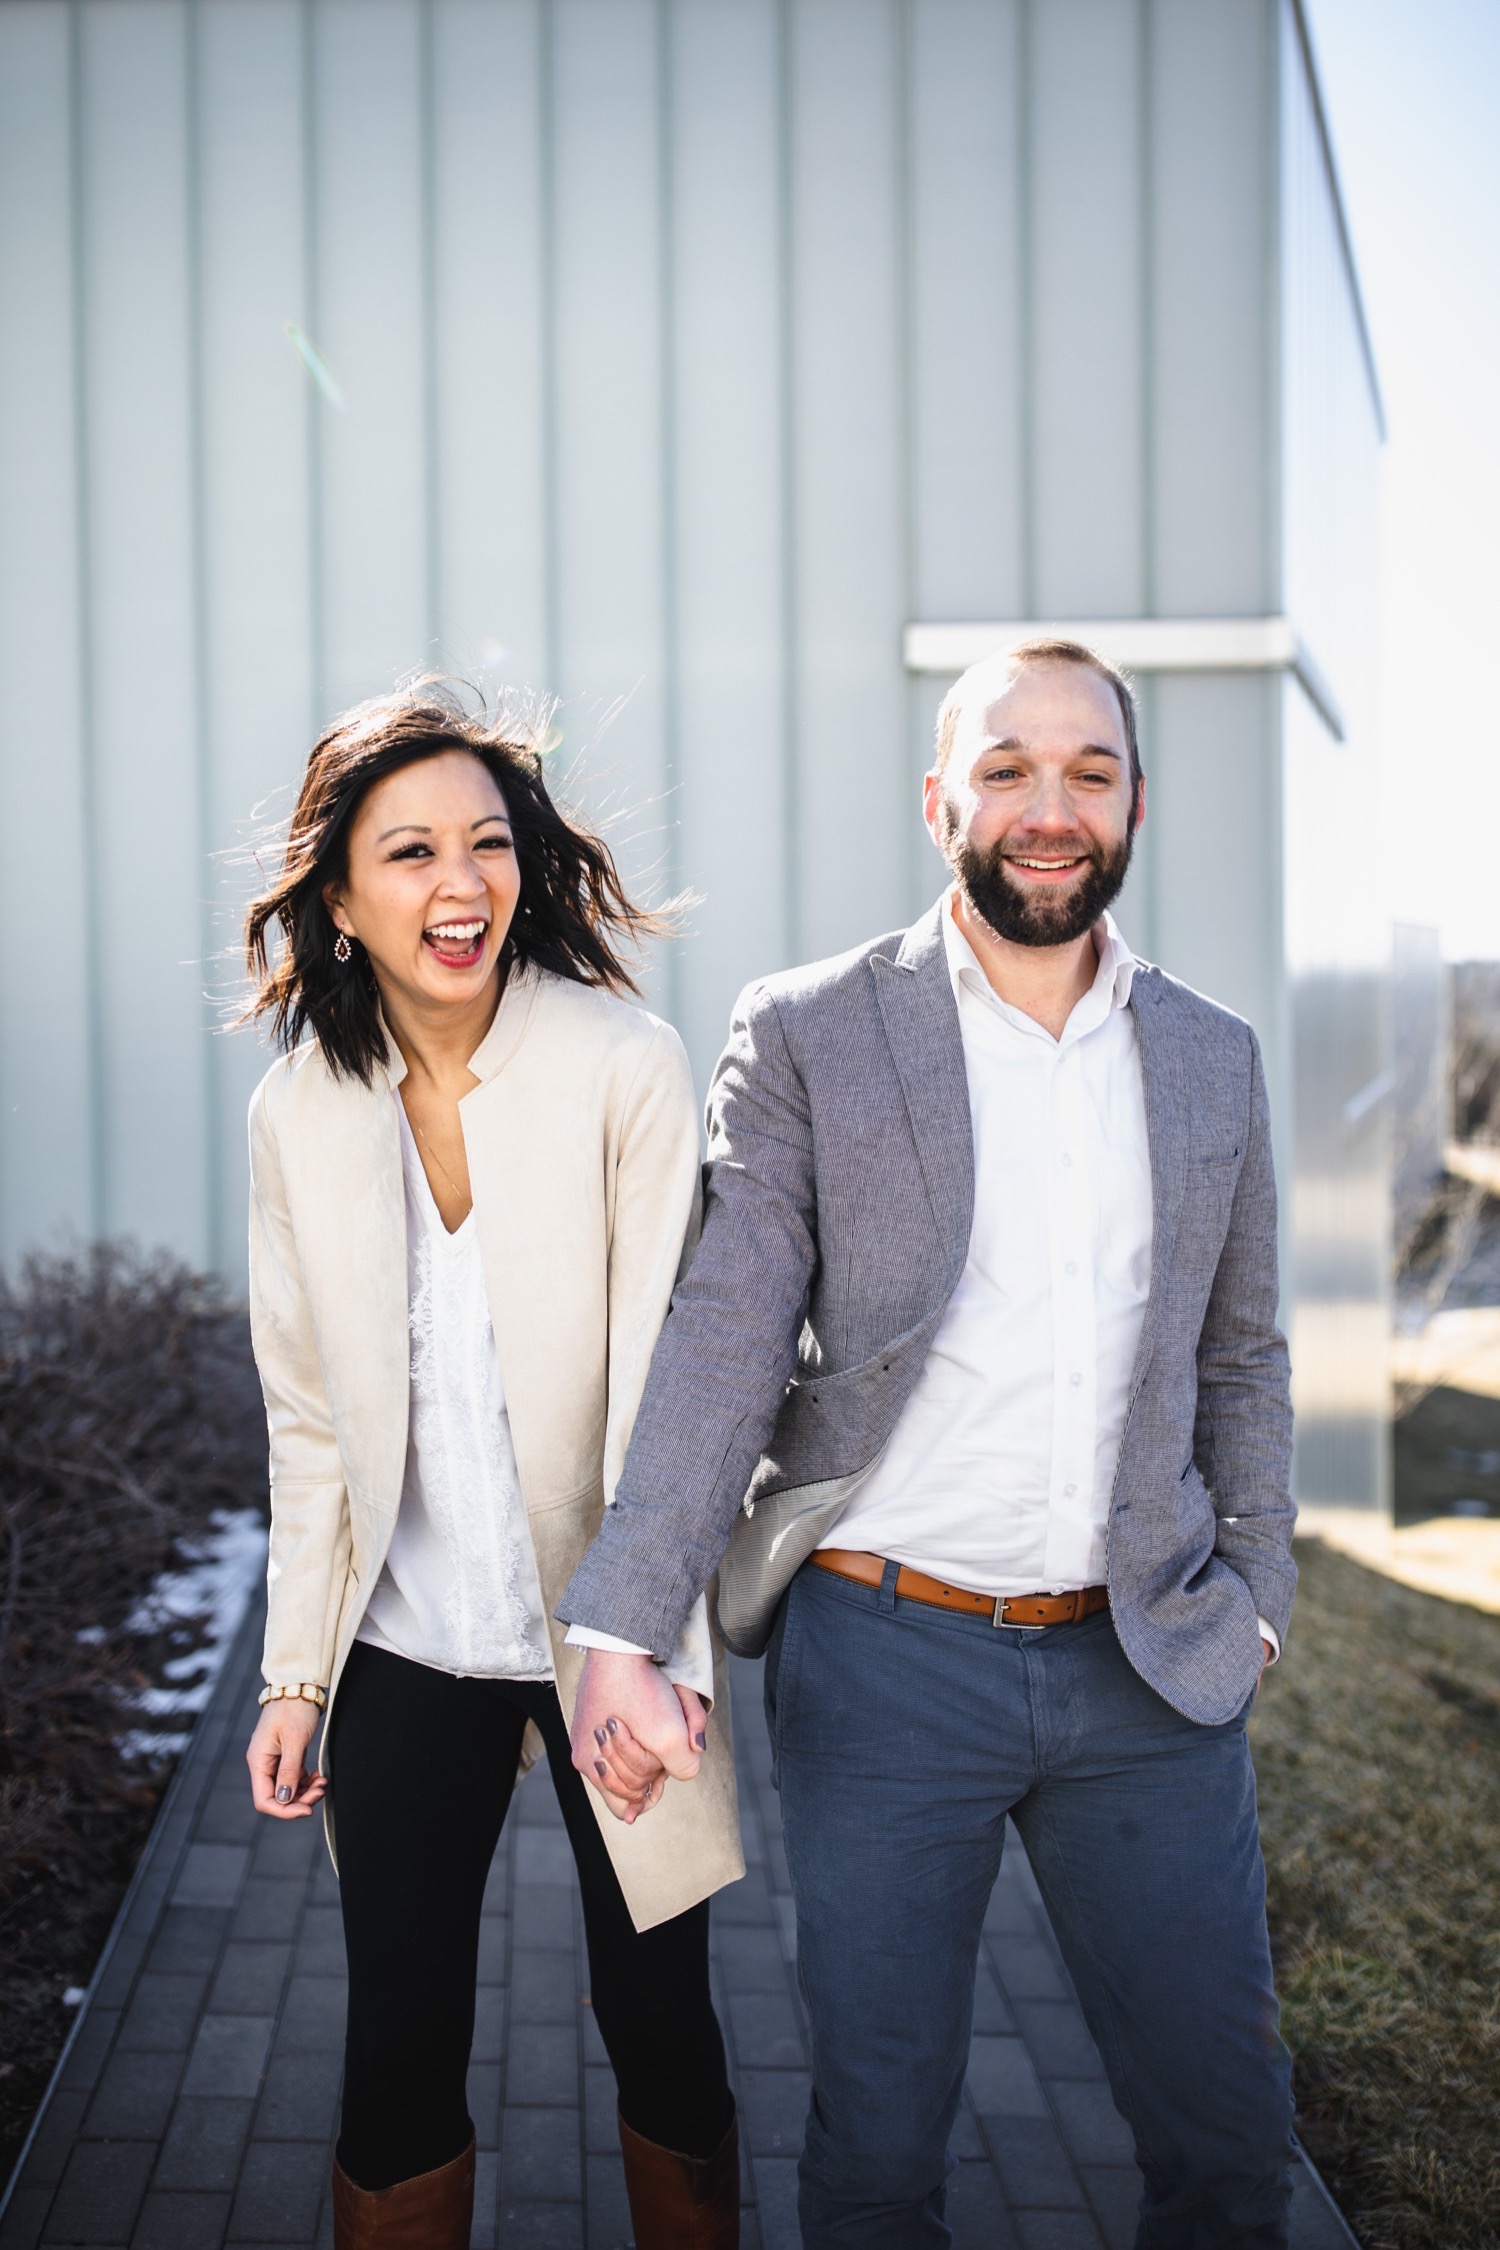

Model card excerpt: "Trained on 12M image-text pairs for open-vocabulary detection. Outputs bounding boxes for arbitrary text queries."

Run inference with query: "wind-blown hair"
[244,680,668,1084]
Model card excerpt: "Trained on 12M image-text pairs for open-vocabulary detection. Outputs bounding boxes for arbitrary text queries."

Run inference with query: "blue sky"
[1308,0,1500,960]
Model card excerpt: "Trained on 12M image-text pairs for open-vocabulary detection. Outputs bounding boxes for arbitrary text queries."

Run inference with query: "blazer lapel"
[870,904,975,1274]
[1125,967,1190,1398]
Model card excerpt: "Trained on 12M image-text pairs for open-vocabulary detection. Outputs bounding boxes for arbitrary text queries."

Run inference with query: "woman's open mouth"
[422,918,489,968]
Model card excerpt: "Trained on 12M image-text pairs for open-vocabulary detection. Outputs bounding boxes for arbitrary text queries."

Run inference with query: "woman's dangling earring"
[333,931,352,965]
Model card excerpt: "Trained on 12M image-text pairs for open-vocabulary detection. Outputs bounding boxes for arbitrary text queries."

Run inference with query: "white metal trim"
[901,617,1345,742]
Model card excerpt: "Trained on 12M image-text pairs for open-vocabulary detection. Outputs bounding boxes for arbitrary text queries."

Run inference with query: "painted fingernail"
[595,1760,607,1779]
[694,1731,706,1750]
[606,1717,618,1735]
[275,1785,292,1804]
[594,1728,606,1747]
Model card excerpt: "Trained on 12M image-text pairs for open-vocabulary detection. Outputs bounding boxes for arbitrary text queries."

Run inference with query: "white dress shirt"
[358,1104,556,1679]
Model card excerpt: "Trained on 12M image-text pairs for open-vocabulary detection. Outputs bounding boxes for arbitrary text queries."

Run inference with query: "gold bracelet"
[257,1681,328,1711]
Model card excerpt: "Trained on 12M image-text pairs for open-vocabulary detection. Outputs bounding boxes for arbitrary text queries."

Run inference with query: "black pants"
[327,1640,733,2191]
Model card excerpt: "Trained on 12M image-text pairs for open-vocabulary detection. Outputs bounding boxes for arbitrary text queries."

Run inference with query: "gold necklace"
[412,1117,471,1217]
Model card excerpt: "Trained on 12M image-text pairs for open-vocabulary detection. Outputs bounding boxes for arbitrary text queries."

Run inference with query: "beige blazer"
[247,962,744,1931]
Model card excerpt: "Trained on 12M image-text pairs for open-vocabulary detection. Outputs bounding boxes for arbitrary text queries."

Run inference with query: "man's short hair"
[933,637,1143,795]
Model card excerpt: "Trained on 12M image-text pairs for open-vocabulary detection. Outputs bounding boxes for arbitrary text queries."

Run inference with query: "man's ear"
[1131,775,1147,834]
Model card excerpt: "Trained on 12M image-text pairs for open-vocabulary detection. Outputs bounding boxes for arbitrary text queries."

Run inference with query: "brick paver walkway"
[2,1597,1355,2249]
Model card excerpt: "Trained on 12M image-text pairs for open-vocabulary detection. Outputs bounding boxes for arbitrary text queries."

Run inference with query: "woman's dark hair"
[244,679,670,1083]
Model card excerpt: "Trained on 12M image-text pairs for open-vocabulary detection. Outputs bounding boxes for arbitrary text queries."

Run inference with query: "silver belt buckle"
[993,1597,1047,1631]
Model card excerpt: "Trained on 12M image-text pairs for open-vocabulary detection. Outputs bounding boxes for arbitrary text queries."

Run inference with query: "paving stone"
[986,1882,1042,1937]
[510,1949,579,2026]
[966,2036,1049,2120]
[712,1865,771,1925]
[991,1935,1071,2004]
[181,2015,275,2099]
[580,2005,609,2068]
[714,1926,788,1995]
[227,2139,328,2242]
[171,1845,251,1911]
[471,2150,500,2250]
[43,2141,155,2244]
[288,1907,343,1980]
[16,2090,90,2191]
[725,1989,805,2070]
[948,2104,987,2161]
[1013,2208,1106,2250]
[737,2070,810,2160]
[253,2053,342,2143]
[56,2010,121,2096]
[475,1916,508,1984]
[130,2190,232,2249]
[306,1854,341,1907]
[1010,2002,1106,2081]
[467,2062,502,2149]
[582,2066,617,2154]
[116,1974,209,2055]
[83,2049,182,2139]
[507,2022,578,2107]
[1078,2165,1144,2250]
[513,1884,575,1951]
[147,1909,230,1978]
[492,2203,583,2250]
[194,1790,261,1846]
[500,2108,582,2202]
[1288,2156,1361,2248]
[471,1984,507,2065]
[748,2154,800,2250]
[514,1832,575,1888]
[1046,2082,1137,2170]
[972,1961,1018,2035]
[272,1978,345,2055]
[229,1883,304,1945]
[248,1823,318,1882]
[584,2150,632,2249]
[982,2115,1088,2210]
[207,1945,292,2018]
[481,1859,510,1918]
[0,2188,50,2250]
[154,2097,255,2190]
[947,2159,1023,2248]
[93,1935,149,2011]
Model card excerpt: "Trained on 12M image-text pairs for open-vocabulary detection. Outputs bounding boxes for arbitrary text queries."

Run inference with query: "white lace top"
[357,1103,555,1680]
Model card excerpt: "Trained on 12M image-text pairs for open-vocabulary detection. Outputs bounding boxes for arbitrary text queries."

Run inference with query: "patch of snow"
[62,1987,86,2008]
[116,1507,267,1763]
[75,1625,106,1646]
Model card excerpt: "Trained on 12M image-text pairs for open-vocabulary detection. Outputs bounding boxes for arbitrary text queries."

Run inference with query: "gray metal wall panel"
[80,0,209,1261]
[668,0,790,1075]
[431,0,549,690]
[1148,0,1274,614]
[196,0,316,1273]
[908,0,1025,622]
[314,0,431,713]
[0,4,95,1258]
[1029,0,1145,617]
[789,0,907,962]
[550,0,668,953]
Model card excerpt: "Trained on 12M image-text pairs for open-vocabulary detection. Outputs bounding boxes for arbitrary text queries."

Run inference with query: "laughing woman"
[240,685,742,2250]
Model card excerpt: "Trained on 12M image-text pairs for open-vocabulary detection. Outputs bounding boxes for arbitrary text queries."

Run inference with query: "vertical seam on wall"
[657,0,681,1020]
[539,0,560,704]
[68,0,105,1240]
[1016,0,1034,619]
[1268,0,1286,618]
[301,0,325,731]
[895,0,918,921]
[1139,0,1155,620]
[419,0,440,669]
[776,0,798,968]
[185,0,221,1273]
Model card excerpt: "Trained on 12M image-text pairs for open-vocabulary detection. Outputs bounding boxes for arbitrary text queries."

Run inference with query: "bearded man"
[563,640,1298,2249]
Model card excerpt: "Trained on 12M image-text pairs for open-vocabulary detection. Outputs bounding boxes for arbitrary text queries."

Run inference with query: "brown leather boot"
[331,2136,475,2249]
[618,2106,740,2250]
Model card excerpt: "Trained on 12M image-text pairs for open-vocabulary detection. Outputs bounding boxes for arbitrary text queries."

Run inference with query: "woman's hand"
[570,1652,706,1822]
[246,1697,327,1820]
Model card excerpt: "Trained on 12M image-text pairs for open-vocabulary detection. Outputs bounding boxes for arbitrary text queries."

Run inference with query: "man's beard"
[947,818,1135,949]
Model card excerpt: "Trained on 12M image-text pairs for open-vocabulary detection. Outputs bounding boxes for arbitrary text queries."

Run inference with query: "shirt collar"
[941,887,1137,1040]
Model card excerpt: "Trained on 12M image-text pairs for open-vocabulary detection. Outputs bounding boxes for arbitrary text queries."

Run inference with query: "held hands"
[569,1649,707,1823]
[246,1697,327,1820]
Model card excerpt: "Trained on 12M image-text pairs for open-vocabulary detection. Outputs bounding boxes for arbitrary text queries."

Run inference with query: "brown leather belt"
[812,1548,1109,1631]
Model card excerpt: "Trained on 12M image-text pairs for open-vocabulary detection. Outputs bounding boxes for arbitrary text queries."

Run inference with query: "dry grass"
[1251,1536,1500,2248]
[0,1246,265,2182]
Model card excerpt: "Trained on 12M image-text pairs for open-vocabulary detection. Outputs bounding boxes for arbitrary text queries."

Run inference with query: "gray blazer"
[561,901,1296,1726]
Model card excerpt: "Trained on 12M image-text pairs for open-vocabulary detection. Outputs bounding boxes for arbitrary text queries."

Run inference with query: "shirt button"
[1069,1371,1082,1388]
[1061,1153,1073,1168]
[1065,1260,1077,1275]
[1064,1482,1078,1497]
